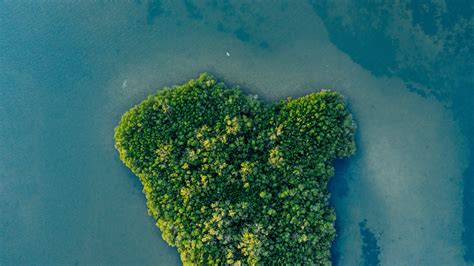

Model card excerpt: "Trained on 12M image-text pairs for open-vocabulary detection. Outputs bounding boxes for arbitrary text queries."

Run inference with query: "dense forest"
[114,73,356,265]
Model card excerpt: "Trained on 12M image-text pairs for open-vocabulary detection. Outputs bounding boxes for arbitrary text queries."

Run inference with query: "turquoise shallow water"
[0,1,472,265]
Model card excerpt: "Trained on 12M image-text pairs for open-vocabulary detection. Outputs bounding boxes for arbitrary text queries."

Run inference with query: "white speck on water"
[122,79,128,89]
[226,52,230,57]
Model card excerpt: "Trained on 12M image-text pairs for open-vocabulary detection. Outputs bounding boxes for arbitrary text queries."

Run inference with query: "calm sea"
[1,1,472,265]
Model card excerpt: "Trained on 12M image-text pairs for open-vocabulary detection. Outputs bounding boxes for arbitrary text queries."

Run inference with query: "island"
[114,73,356,265]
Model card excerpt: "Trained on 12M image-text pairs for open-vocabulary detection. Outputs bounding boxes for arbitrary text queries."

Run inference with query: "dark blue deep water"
[1,1,472,265]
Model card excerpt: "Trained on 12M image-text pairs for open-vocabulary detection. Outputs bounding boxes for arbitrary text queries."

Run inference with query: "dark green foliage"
[114,73,356,265]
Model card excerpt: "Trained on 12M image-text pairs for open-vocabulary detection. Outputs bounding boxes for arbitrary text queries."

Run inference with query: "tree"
[114,73,356,265]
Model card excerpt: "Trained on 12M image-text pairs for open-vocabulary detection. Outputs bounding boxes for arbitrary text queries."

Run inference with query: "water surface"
[1,1,472,265]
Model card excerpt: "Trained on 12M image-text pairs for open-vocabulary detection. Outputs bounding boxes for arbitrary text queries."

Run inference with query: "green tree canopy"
[114,73,356,265]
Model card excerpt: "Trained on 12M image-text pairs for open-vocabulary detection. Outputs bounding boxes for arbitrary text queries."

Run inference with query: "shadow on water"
[329,141,366,265]
[328,157,351,266]
[329,159,351,199]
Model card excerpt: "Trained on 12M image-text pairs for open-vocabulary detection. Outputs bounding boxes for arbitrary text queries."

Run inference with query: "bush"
[114,73,356,265]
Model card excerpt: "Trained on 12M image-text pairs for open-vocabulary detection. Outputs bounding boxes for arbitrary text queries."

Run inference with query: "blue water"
[1,1,472,265]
